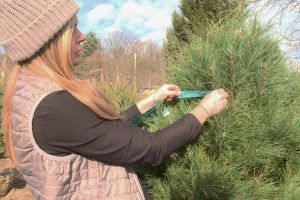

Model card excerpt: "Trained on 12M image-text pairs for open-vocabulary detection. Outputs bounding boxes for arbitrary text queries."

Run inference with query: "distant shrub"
[99,81,139,112]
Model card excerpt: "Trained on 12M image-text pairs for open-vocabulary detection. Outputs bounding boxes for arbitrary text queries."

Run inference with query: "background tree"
[75,32,102,78]
[102,31,136,84]
[163,0,239,67]
[82,31,100,58]
[101,31,164,88]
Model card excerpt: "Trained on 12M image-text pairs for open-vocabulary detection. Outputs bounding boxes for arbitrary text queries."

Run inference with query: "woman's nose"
[79,31,85,43]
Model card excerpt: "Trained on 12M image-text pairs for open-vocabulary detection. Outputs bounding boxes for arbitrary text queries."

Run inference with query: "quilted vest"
[10,68,146,200]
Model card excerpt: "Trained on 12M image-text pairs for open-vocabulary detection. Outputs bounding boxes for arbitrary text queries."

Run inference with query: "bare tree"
[253,0,300,58]
[101,32,164,88]
[103,31,136,83]
[138,40,163,89]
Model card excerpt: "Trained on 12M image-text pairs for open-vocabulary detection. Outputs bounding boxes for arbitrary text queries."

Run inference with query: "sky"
[74,0,300,60]
[1,0,300,61]
[76,0,180,44]
[250,0,300,61]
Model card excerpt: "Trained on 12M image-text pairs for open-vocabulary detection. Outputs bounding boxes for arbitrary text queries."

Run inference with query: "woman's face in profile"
[70,16,85,66]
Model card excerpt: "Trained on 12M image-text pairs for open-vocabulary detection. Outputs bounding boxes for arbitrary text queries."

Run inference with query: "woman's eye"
[73,27,78,35]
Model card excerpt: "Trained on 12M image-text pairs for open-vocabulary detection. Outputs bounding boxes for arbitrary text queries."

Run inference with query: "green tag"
[130,90,210,126]
[178,91,210,99]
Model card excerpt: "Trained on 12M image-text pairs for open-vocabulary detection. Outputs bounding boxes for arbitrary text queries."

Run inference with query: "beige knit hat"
[0,0,79,62]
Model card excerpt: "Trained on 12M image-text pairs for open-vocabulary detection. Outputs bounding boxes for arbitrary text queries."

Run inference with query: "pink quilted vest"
[10,68,146,200]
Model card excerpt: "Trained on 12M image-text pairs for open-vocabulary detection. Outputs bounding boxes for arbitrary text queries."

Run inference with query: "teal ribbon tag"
[177,91,210,99]
[130,90,210,126]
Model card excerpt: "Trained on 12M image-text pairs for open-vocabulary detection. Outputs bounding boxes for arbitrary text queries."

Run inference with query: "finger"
[173,86,181,96]
[220,99,228,110]
[166,90,179,97]
[224,92,229,99]
[168,94,177,100]
[216,88,228,99]
[167,84,181,92]
[210,90,223,100]
[216,88,225,95]
[173,85,181,95]
[213,89,223,95]
[166,96,173,101]
[173,85,181,92]
[220,91,228,99]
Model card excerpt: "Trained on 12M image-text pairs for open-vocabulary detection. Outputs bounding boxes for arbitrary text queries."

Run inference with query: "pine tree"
[146,15,300,200]
[163,0,238,67]
[82,31,100,58]
[74,32,102,78]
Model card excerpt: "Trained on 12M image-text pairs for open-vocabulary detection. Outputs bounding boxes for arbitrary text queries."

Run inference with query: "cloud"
[77,0,300,60]
[142,30,167,42]
[87,4,115,23]
[99,1,174,43]
[118,1,171,30]
[104,24,119,33]
[79,0,179,43]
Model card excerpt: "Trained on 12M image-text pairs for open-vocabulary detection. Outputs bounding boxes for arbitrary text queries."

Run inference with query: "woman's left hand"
[152,84,181,103]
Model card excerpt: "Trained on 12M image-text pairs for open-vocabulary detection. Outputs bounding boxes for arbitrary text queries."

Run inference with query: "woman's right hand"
[190,89,228,124]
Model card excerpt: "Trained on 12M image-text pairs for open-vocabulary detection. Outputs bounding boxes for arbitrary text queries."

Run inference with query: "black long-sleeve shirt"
[32,90,202,166]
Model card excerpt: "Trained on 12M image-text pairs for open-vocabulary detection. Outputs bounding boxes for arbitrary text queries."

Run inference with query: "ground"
[0,159,33,200]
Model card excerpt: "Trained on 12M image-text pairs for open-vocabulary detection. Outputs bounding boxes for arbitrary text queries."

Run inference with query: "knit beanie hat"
[0,0,79,62]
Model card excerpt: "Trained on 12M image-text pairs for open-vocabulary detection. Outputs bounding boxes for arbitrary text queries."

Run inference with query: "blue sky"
[1,0,299,61]
[75,0,300,61]
[76,0,180,44]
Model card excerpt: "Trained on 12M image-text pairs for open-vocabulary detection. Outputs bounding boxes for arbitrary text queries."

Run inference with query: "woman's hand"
[152,84,181,103]
[190,89,228,124]
[198,89,228,117]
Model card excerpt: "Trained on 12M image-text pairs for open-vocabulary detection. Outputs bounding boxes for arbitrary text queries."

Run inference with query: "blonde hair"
[2,17,119,164]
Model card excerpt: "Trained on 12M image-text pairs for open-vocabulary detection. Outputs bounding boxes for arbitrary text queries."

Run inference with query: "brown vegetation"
[76,31,165,90]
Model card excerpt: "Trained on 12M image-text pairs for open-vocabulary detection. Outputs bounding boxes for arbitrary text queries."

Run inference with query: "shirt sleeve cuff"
[120,104,142,122]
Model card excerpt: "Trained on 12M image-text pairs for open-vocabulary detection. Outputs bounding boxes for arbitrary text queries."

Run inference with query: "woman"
[0,0,228,199]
